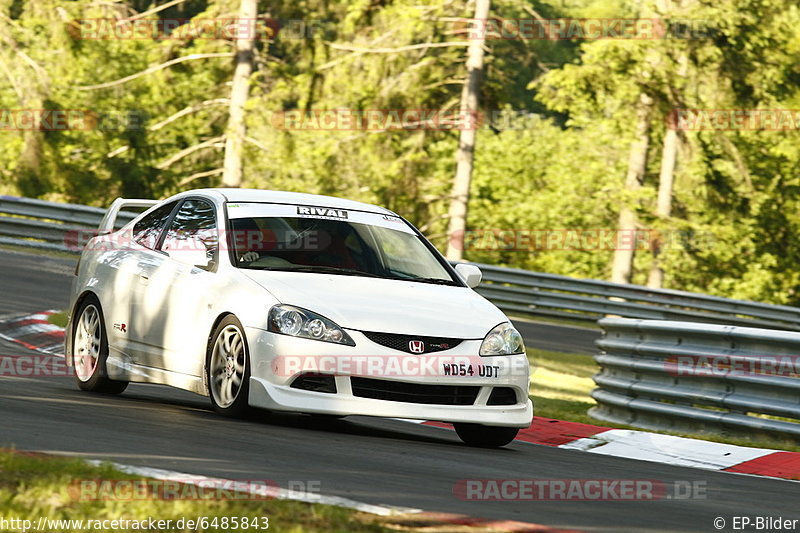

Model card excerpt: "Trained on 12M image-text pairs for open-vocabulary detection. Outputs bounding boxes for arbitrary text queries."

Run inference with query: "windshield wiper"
[406,277,459,286]
[254,265,456,284]
[384,269,459,285]
[272,265,384,278]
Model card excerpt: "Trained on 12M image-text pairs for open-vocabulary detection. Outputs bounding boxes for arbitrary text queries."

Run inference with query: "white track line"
[89,461,423,517]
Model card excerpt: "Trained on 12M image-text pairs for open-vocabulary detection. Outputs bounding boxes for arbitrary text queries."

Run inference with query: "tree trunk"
[647,52,688,288]
[610,92,653,285]
[221,0,258,188]
[646,126,678,288]
[445,0,491,261]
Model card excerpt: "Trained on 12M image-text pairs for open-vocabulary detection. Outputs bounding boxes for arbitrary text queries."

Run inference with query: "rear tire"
[454,423,519,448]
[71,296,128,394]
[206,315,251,417]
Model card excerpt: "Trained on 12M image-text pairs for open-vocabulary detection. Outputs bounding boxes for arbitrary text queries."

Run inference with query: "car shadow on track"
[83,384,467,447]
[245,410,463,446]
[55,379,522,450]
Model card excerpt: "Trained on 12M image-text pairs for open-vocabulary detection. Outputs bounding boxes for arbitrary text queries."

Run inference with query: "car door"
[120,200,180,365]
[138,198,220,376]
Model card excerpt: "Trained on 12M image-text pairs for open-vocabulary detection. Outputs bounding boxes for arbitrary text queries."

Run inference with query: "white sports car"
[66,188,533,447]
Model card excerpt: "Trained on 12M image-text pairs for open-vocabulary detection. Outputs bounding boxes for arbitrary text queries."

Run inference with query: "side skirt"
[106,354,206,396]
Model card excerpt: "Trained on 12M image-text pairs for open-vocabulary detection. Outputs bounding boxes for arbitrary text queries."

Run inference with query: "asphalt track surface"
[0,248,797,532]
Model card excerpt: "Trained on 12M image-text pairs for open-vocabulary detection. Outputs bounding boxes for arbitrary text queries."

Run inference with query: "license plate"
[442,363,500,378]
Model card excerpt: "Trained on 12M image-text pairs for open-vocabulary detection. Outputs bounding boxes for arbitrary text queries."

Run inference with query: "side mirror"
[455,263,482,288]
[164,237,210,268]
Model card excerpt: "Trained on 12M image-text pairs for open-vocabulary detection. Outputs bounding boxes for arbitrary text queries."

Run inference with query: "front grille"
[351,377,479,405]
[361,331,463,354]
[487,387,517,405]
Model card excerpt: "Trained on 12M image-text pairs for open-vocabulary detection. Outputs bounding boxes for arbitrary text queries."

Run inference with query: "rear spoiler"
[98,198,159,234]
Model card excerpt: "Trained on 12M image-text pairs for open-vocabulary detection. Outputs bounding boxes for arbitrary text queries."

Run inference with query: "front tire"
[454,423,519,448]
[71,296,128,394]
[206,315,251,417]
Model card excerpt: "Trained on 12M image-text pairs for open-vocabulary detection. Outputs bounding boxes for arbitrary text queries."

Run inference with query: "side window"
[132,202,178,249]
[160,199,219,267]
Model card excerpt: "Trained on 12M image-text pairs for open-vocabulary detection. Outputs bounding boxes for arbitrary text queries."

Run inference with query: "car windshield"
[226,203,457,285]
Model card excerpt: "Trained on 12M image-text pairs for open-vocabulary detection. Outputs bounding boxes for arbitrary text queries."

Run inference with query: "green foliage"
[1,0,800,304]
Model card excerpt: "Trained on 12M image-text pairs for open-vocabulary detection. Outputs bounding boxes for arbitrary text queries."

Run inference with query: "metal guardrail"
[591,318,800,440]
[468,262,800,331]
[3,194,800,332]
[0,195,139,253]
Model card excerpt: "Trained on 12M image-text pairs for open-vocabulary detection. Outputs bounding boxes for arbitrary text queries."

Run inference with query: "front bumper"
[245,327,533,427]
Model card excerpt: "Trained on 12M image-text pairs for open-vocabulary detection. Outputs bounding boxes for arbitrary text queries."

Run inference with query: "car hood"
[242,270,506,338]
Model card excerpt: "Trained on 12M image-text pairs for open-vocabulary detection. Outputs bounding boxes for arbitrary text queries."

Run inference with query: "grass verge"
[0,449,404,533]
[528,347,800,452]
[47,311,68,329]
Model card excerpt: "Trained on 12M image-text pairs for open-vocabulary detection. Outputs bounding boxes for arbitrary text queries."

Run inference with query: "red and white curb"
[426,418,800,482]
[0,310,65,354]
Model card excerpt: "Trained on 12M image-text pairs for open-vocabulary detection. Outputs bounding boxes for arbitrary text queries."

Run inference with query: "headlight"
[479,322,524,356]
[268,305,355,346]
